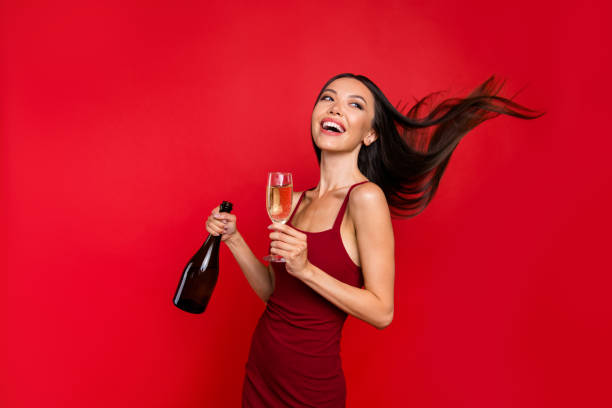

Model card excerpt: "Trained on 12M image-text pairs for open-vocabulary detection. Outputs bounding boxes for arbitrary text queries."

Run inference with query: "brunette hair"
[311,73,545,218]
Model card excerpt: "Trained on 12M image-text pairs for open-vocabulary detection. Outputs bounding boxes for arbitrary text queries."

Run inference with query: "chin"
[318,143,350,155]
[313,136,338,151]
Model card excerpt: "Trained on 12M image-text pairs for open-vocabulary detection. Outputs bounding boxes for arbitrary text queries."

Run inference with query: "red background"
[2,1,611,407]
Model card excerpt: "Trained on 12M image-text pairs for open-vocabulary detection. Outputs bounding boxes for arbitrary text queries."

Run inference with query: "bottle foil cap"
[220,201,233,213]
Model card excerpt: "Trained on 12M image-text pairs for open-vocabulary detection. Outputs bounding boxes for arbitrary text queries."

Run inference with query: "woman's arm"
[225,232,275,303]
[206,209,274,303]
[268,183,395,329]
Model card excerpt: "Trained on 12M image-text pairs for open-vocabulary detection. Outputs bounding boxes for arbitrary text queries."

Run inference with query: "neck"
[317,149,366,196]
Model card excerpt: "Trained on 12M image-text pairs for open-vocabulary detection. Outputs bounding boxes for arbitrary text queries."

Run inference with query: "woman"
[205,73,543,407]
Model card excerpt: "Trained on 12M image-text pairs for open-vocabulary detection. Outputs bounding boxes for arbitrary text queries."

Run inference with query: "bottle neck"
[205,233,222,246]
[217,207,232,241]
[213,202,231,243]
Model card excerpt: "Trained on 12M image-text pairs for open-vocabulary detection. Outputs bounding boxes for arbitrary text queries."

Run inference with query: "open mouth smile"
[320,118,346,135]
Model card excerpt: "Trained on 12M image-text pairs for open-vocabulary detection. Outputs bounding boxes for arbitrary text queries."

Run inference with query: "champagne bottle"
[173,200,233,314]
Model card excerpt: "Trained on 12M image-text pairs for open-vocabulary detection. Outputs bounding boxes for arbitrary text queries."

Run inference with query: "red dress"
[241,181,368,407]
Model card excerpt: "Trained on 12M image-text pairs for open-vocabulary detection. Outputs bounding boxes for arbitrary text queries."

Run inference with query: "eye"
[320,95,333,101]
[351,102,363,110]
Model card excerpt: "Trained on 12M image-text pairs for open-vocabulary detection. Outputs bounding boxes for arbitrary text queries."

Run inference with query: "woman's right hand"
[206,206,238,242]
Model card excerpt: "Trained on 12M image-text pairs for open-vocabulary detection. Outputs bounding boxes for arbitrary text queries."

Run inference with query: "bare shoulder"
[348,182,389,214]
[348,182,393,252]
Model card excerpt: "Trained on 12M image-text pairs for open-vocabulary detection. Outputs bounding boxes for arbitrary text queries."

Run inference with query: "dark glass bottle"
[173,201,233,314]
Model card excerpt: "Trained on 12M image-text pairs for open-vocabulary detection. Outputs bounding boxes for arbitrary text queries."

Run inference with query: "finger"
[268,223,306,240]
[208,219,226,229]
[270,247,291,258]
[211,206,220,215]
[270,240,295,252]
[214,213,235,223]
[206,226,220,236]
[207,223,224,235]
[209,227,223,236]
[269,231,303,246]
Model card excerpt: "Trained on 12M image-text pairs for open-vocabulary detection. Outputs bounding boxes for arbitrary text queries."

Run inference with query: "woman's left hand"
[268,223,310,279]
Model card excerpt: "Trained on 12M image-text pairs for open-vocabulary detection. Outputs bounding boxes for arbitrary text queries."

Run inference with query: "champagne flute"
[264,172,293,262]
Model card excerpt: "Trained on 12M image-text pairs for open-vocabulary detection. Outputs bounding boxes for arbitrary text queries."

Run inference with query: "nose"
[328,101,343,117]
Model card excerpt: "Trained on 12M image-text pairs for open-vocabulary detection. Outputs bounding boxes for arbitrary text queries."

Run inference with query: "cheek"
[311,106,323,128]
[311,118,319,135]
[361,113,375,134]
[349,114,371,136]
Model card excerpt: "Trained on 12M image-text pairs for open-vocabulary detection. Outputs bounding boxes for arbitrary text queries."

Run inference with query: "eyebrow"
[323,88,368,105]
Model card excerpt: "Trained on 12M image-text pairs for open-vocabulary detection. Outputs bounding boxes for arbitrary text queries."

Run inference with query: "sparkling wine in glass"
[264,172,293,262]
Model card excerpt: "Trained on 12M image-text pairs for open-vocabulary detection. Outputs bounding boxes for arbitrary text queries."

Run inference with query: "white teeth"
[322,121,344,133]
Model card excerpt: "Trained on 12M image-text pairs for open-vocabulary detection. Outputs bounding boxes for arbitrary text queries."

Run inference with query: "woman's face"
[311,77,377,154]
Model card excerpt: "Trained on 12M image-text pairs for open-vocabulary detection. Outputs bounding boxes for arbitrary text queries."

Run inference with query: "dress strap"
[331,181,369,231]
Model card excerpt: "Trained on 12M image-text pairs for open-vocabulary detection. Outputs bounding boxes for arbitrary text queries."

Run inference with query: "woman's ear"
[363,130,378,146]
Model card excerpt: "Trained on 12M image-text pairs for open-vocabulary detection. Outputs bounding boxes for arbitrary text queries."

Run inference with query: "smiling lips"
[320,118,346,135]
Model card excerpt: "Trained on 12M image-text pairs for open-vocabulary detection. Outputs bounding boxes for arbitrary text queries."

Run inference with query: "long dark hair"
[311,73,545,218]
